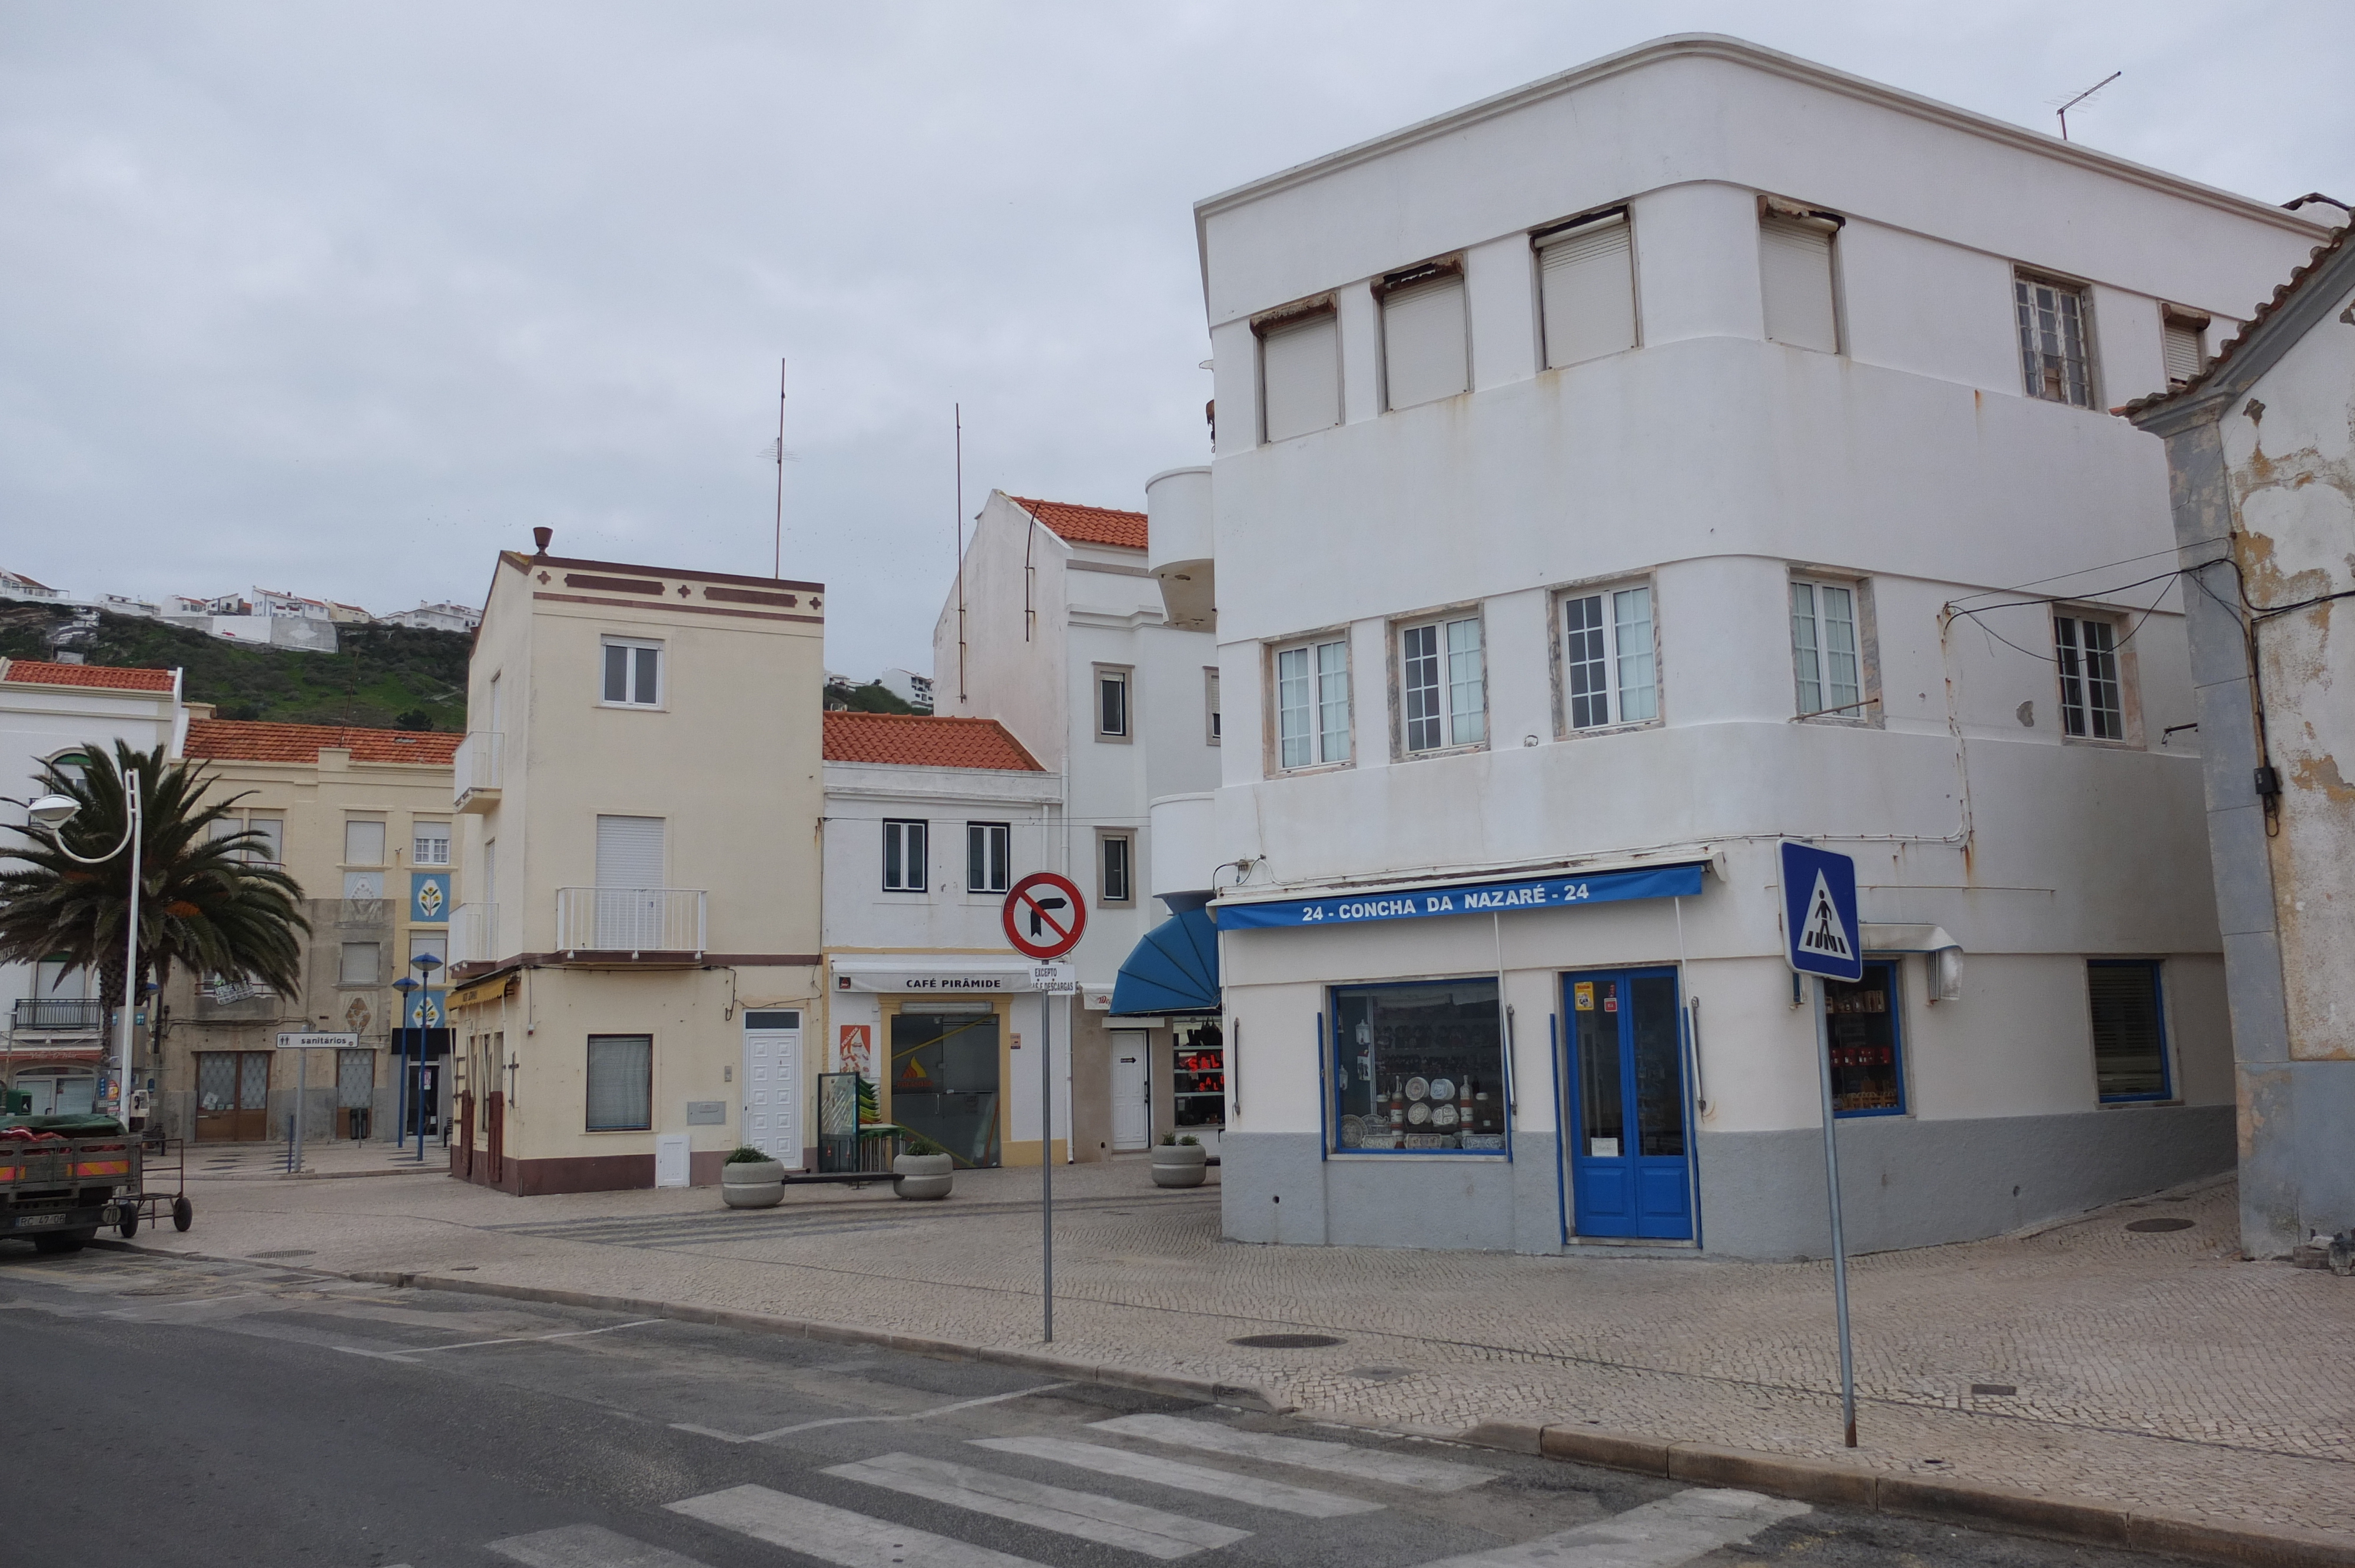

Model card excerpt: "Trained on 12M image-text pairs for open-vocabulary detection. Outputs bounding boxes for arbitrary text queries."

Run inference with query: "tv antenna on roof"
[2051,71,2121,142]
[763,358,800,577]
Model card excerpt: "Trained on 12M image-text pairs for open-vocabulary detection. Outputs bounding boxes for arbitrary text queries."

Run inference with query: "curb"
[1451,1418,2355,1568]
[343,1268,1288,1416]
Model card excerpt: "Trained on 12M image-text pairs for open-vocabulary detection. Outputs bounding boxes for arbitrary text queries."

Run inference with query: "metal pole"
[1040,981,1054,1344]
[416,1051,427,1162]
[117,786,141,1123]
[1813,975,1858,1447]
[294,1047,306,1174]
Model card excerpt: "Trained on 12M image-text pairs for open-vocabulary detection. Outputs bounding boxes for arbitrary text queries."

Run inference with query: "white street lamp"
[32,786,143,1125]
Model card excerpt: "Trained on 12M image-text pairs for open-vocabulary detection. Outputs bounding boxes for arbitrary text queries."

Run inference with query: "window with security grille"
[1275,638,1350,768]
[2055,614,2125,740]
[2016,274,2095,407]
[2088,961,2169,1101]
[1400,616,1484,753]
[1790,579,1864,717]
[1561,584,1657,730]
[586,1034,653,1130]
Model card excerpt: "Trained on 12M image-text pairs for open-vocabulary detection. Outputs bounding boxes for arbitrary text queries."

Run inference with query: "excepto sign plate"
[1214,862,1707,931]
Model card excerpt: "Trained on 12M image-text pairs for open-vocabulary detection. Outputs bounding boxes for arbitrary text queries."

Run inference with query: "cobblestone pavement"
[110,1158,2354,1547]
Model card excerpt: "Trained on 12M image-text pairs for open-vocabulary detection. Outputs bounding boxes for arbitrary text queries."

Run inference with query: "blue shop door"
[1564,969,1691,1240]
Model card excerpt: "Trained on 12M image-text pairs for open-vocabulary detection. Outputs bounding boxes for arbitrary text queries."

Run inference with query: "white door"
[743,1009,804,1169]
[594,814,665,947]
[1110,1029,1150,1151]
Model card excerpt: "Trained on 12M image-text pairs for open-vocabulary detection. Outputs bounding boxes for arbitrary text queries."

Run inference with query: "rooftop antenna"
[2051,71,2120,142]
[765,358,799,578]
[955,404,967,704]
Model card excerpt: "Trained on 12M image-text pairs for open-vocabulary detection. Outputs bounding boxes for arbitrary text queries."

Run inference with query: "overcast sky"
[4,3,2349,679]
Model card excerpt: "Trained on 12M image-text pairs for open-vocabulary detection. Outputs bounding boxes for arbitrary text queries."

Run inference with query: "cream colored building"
[160,713,461,1143]
[444,536,825,1194]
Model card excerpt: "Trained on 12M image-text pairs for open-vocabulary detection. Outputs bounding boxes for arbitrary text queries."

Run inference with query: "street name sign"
[1780,842,1862,984]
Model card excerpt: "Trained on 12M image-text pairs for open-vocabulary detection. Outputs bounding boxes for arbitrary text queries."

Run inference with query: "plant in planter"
[892,1131,954,1201]
[721,1144,786,1208]
[1151,1131,1208,1188]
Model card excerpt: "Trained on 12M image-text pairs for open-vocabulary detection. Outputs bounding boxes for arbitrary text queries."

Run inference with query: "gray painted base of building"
[1221,1105,2234,1260]
[2241,1059,2355,1257]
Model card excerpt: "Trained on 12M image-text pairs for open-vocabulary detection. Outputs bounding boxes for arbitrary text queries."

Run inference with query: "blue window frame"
[2088,960,2170,1102]
[1823,959,1906,1117]
[1329,977,1507,1153]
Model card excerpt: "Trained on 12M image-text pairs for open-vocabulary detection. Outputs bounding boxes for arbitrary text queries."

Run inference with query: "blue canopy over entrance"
[1110,896,1221,1017]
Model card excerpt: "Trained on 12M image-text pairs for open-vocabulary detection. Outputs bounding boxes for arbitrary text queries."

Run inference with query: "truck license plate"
[15,1213,67,1228]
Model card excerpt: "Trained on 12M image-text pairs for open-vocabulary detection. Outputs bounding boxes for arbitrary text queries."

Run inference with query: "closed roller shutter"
[1761,217,1838,353]
[1260,312,1340,441]
[1382,274,1468,409]
[1538,217,1637,367]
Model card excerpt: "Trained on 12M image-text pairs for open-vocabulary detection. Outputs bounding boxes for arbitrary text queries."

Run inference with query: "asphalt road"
[0,1242,2190,1568]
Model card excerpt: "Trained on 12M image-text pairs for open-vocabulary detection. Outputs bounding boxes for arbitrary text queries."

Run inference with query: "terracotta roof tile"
[2119,222,2351,418]
[0,659,177,692]
[184,719,462,766]
[823,712,1046,772]
[1009,495,1148,550]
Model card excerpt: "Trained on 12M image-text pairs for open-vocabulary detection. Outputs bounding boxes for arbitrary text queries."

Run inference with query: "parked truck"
[1,1116,138,1255]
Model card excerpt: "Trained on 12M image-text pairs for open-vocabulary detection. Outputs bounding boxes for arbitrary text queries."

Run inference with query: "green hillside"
[0,603,470,731]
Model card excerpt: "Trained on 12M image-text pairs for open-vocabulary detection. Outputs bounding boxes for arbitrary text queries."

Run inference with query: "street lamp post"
[392,976,419,1150]
[28,786,141,1127]
[399,953,442,1163]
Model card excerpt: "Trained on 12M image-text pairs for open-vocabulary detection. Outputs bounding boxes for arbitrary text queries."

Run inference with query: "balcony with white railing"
[555,887,706,958]
[453,730,504,813]
[449,902,503,972]
[11,996,105,1034]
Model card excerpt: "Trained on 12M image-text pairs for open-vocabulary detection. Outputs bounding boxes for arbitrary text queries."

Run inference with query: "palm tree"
[0,742,308,1034]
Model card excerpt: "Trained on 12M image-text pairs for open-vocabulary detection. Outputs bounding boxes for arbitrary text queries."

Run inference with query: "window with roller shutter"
[1760,205,1841,353]
[1535,211,1637,367]
[1258,307,1340,442]
[1379,265,1468,410]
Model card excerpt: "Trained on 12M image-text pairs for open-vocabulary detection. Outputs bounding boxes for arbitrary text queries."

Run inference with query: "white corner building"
[1192,35,2335,1257]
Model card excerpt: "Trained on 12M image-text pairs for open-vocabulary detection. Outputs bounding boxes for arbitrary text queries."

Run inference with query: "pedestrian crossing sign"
[1780,842,1863,982]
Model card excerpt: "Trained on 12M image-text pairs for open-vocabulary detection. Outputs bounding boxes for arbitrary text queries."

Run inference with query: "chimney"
[532,527,553,556]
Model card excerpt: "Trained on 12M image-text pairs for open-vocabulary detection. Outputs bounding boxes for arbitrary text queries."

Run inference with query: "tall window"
[2055,614,2125,740]
[1100,833,1133,904]
[413,821,452,865]
[1536,211,1636,368]
[1260,308,1341,443]
[338,942,380,986]
[2016,273,2094,407]
[882,820,928,892]
[1096,667,1130,739]
[1276,638,1350,768]
[1790,580,1863,718]
[1561,584,1657,730]
[2088,961,2170,1101]
[343,818,386,865]
[1204,667,1221,745]
[601,637,662,706]
[1401,616,1484,753]
[1822,962,1906,1116]
[1760,211,1840,353]
[585,1034,653,1131]
[1381,267,1468,410]
[2162,307,2210,389]
[966,822,1010,894]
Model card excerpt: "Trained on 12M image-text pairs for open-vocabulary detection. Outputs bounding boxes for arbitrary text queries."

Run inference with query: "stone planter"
[893,1151,954,1200]
[1151,1143,1208,1188]
[721,1158,785,1208]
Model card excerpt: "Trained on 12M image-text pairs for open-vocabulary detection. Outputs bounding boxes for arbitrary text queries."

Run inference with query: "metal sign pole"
[294,1047,307,1174]
[1813,974,1858,1447]
[1041,982,1054,1344]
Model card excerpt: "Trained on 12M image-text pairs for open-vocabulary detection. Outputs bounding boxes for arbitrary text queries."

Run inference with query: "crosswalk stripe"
[1090,1412,1499,1493]
[486,1521,717,1567]
[972,1434,1381,1517]
[667,1482,1044,1567]
[828,1451,1250,1560]
[1402,1487,1810,1568]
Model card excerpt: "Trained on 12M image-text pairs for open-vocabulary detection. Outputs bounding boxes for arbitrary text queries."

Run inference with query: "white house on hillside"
[1192,34,2333,1258]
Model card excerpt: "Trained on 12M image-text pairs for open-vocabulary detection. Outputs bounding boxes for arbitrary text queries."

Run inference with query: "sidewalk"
[134,1158,2353,1549]
[167,1138,448,1181]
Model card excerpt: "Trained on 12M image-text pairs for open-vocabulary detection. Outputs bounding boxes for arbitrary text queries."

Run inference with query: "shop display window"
[1823,961,1905,1116]
[1172,1020,1225,1133]
[1331,979,1507,1152]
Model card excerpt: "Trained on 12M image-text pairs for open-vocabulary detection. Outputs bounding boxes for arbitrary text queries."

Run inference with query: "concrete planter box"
[721,1159,785,1208]
[1152,1144,1208,1188]
[893,1151,954,1200]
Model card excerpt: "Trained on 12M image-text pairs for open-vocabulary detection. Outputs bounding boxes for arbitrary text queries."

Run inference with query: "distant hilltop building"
[376,601,483,633]
[6,572,481,653]
[0,569,67,603]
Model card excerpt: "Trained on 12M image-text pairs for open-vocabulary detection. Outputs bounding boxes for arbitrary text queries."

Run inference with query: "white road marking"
[668,1483,1044,1567]
[828,1451,1249,1560]
[973,1434,1380,1518]
[1092,1411,1500,1493]
[487,1521,717,1567]
[333,1318,665,1360]
[672,1381,1072,1444]
[1405,1487,1810,1568]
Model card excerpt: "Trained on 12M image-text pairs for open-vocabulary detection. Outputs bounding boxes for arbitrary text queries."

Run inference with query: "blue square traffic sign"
[1781,842,1862,983]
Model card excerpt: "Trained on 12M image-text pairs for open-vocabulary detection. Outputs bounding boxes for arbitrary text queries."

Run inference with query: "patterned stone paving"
[128,1160,2354,1544]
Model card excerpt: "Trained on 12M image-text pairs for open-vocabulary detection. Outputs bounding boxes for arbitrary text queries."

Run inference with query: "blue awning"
[1109,900,1221,1017]
[1213,861,1708,931]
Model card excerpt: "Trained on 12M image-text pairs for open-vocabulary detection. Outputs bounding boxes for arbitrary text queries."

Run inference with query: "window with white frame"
[2054,612,2127,740]
[966,822,1010,894]
[585,1034,652,1131]
[1095,666,1130,740]
[1400,616,1484,753]
[1204,667,1221,744]
[1259,308,1341,443]
[1381,265,1468,410]
[601,636,663,706]
[1760,207,1840,353]
[1561,583,1657,730]
[882,819,927,892]
[413,820,451,865]
[1099,832,1133,904]
[2015,273,2095,407]
[1275,637,1351,768]
[1535,210,1637,367]
[1790,579,1865,718]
